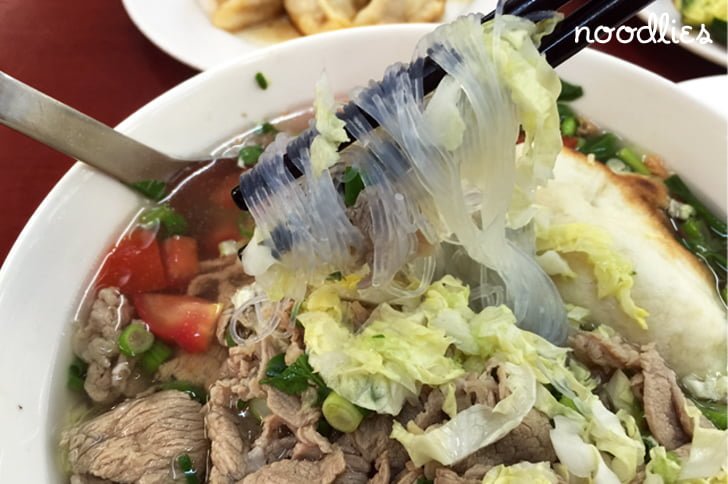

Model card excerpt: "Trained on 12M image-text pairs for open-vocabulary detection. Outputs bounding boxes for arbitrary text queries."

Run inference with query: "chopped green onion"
[261,354,328,398]
[68,356,88,392]
[225,330,238,348]
[130,180,167,201]
[561,116,578,136]
[416,478,434,484]
[118,322,154,357]
[255,72,269,90]
[665,175,727,236]
[691,399,727,430]
[557,102,576,122]
[139,204,188,237]
[236,399,248,411]
[558,79,584,102]
[327,271,343,281]
[578,132,620,161]
[316,417,334,438]
[559,395,579,412]
[139,340,173,374]
[343,167,365,207]
[259,122,277,134]
[159,381,207,404]
[616,147,650,175]
[322,391,364,433]
[238,145,264,167]
[176,454,200,484]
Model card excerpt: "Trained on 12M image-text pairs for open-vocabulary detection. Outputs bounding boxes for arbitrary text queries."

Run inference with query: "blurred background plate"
[678,75,728,118]
[638,0,727,67]
[121,0,494,71]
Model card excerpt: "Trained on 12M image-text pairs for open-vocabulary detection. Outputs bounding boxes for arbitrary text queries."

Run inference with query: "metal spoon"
[0,71,198,186]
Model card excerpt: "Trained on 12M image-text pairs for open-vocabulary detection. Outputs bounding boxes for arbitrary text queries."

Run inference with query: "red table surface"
[0,0,725,265]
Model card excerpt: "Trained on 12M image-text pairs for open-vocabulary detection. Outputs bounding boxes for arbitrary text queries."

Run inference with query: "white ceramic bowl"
[0,24,725,482]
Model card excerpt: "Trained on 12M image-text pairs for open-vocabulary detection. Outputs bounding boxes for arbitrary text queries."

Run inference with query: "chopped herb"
[255,72,269,90]
[371,334,385,339]
[261,354,329,401]
[558,79,584,102]
[139,340,173,374]
[560,116,578,136]
[316,417,334,438]
[343,167,365,207]
[259,122,277,134]
[176,454,200,484]
[557,102,576,122]
[665,175,727,236]
[130,180,167,201]
[691,399,727,430]
[416,478,434,484]
[578,132,620,161]
[616,147,650,175]
[68,356,88,392]
[159,380,207,404]
[139,204,188,237]
[322,392,364,432]
[225,331,238,348]
[239,145,264,167]
[327,271,343,281]
[236,399,248,411]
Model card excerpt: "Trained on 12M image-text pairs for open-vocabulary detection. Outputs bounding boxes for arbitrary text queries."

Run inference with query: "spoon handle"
[0,71,188,184]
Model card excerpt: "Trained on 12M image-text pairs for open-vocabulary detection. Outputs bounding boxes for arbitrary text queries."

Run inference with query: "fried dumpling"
[212,0,284,32]
[535,149,726,383]
[283,0,360,35]
[354,0,445,26]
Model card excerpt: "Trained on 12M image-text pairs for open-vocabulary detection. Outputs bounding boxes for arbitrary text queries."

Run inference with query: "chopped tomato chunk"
[161,236,199,288]
[562,135,579,150]
[97,229,167,294]
[133,294,222,353]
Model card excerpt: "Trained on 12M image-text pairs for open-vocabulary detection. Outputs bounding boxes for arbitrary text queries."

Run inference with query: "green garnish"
[255,72,269,90]
[130,180,167,201]
[259,122,277,134]
[665,175,727,236]
[159,380,207,404]
[343,166,365,207]
[327,271,343,281]
[557,102,576,122]
[322,391,365,433]
[68,356,88,392]
[139,340,173,374]
[558,79,584,102]
[225,331,238,348]
[118,322,154,357]
[139,204,188,236]
[416,478,434,484]
[616,147,650,175]
[261,354,329,402]
[289,301,302,324]
[691,399,727,430]
[560,116,578,137]
[176,454,200,484]
[238,145,264,167]
[578,132,620,161]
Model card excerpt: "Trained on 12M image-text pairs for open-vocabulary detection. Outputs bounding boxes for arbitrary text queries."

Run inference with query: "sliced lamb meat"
[70,475,112,484]
[334,452,371,484]
[209,331,288,407]
[455,370,499,411]
[451,410,556,473]
[433,468,480,484]
[393,466,425,484]
[568,330,641,372]
[293,424,334,460]
[206,405,248,484]
[157,343,228,389]
[336,414,410,478]
[71,287,146,404]
[266,387,321,429]
[414,387,446,430]
[187,255,252,304]
[461,465,492,481]
[241,448,347,484]
[640,344,693,450]
[61,390,207,483]
[368,452,391,484]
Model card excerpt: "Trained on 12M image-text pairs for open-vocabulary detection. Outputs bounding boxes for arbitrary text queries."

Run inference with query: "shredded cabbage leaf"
[679,405,728,481]
[298,284,464,415]
[481,462,561,484]
[310,74,350,176]
[645,447,682,484]
[390,362,536,466]
[536,223,649,329]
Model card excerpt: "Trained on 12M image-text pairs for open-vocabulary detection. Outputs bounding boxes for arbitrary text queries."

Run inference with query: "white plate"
[679,75,728,117]
[0,23,725,482]
[122,0,496,71]
[638,0,727,66]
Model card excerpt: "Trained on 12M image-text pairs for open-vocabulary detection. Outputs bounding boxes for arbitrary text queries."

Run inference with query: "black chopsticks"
[232,0,656,211]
